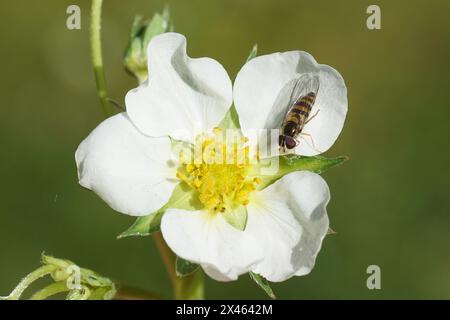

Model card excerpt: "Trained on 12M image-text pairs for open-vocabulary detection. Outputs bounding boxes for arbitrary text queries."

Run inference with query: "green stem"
[90,0,115,117]
[29,281,70,300]
[153,232,204,300]
[0,265,58,300]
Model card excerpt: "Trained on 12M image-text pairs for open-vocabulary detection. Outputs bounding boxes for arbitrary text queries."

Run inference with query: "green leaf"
[249,272,276,299]
[176,257,199,277]
[223,205,248,231]
[246,44,258,62]
[118,182,201,239]
[253,155,348,190]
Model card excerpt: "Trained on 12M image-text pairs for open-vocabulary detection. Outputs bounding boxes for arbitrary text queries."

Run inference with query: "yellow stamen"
[176,128,260,214]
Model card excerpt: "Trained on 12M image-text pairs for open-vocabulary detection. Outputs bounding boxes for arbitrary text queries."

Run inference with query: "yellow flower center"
[176,128,261,214]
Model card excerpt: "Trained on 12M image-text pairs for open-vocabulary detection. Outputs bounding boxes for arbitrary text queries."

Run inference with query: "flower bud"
[1,253,116,300]
[124,7,172,84]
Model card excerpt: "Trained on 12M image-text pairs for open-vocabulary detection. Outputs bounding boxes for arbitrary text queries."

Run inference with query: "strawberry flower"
[76,33,347,282]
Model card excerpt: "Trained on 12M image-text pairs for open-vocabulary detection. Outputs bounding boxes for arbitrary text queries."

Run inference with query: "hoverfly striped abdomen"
[284,92,316,132]
[279,74,320,151]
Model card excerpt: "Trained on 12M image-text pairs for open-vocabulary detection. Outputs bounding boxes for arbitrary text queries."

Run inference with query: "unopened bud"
[124,7,173,84]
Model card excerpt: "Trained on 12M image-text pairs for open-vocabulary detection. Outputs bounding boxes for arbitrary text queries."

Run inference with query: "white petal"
[234,51,347,156]
[161,209,263,281]
[125,33,232,142]
[75,113,178,216]
[201,265,238,282]
[246,171,330,282]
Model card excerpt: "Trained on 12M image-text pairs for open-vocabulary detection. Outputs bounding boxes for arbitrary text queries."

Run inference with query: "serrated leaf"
[176,257,199,277]
[118,182,201,239]
[246,44,258,62]
[254,155,348,190]
[249,272,276,299]
[223,205,247,231]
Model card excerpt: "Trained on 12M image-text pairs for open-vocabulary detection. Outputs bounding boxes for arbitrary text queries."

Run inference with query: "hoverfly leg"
[299,132,323,154]
[305,109,320,125]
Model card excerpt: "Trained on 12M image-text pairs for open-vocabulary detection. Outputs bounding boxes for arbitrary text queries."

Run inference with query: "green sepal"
[223,205,248,231]
[216,44,257,134]
[116,209,162,239]
[170,136,194,163]
[327,227,337,235]
[124,7,172,84]
[246,44,258,62]
[41,253,72,269]
[218,105,241,131]
[176,257,200,277]
[143,6,171,45]
[249,272,276,299]
[118,182,202,239]
[253,155,348,190]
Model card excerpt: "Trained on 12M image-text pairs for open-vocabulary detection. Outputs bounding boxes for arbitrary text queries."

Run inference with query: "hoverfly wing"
[287,73,320,109]
[263,73,320,140]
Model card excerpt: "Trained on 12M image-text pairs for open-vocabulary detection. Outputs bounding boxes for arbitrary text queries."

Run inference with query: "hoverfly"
[278,73,320,152]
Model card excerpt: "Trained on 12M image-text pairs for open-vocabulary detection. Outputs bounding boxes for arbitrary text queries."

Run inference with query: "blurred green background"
[1,0,449,299]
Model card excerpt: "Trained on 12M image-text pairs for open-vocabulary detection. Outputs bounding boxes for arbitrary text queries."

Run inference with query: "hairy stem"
[90,0,115,117]
[29,282,70,300]
[0,265,58,300]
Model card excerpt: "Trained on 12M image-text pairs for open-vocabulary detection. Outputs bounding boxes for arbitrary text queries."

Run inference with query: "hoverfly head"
[285,136,297,149]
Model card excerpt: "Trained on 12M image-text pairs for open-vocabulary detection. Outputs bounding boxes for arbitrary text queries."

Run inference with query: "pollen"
[176,128,260,214]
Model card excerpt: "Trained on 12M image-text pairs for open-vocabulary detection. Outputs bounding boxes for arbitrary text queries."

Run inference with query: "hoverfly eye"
[285,137,297,149]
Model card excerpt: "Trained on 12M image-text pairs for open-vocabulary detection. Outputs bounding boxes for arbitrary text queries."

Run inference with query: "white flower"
[76,33,347,282]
